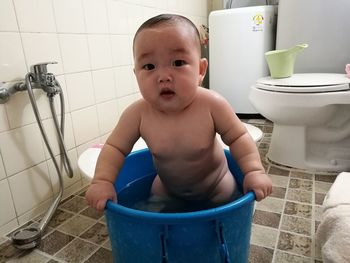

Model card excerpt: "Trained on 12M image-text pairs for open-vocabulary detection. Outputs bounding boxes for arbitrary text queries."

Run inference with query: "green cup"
[265,44,308,78]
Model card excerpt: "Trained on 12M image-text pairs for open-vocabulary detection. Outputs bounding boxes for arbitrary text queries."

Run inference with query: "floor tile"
[249,244,273,263]
[258,142,270,151]
[277,231,312,257]
[0,240,27,262]
[270,186,286,199]
[314,193,326,206]
[102,238,112,250]
[261,125,273,133]
[274,250,311,263]
[284,201,312,219]
[79,222,109,245]
[46,209,75,229]
[314,181,332,194]
[255,196,284,214]
[315,220,321,233]
[85,247,113,263]
[253,210,281,229]
[251,224,278,249]
[269,174,289,188]
[314,206,324,222]
[290,170,313,180]
[315,173,337,183]
[286,189,312,204]
[38,230,74,255]
[280,215,311,235]
[289,178,313,191]
[54,238,97,263]
[60,196,88,213]
[268,166,290,177]
[79,207,104,220]
[6,250,51,263]
[57,215,95,236]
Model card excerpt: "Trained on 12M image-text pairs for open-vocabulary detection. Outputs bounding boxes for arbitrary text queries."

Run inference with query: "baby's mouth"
[160,88,175,98]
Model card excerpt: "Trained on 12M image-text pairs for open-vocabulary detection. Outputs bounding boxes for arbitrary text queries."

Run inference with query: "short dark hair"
[133,14,201,53]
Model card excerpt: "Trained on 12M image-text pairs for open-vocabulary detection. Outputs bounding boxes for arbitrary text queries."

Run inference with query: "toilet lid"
[256,73,350,93]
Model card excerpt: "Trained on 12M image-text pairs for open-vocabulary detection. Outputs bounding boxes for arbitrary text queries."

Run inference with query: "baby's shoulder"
[197,88,227,104]
[126,98,148,110]
[121,98,148,117]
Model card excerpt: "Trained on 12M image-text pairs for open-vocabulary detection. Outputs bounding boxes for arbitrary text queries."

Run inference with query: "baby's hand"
[85,180,117,212]
[243,171,272,201]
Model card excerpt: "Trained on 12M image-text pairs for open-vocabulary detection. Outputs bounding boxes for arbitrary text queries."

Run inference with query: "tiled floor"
[0,119,336,263]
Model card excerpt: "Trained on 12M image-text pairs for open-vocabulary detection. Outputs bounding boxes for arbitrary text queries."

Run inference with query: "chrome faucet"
[0,61,60,103]
[30,62,60,97]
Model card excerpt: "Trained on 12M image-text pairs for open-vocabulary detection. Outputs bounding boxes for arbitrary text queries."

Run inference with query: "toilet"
[249,73,350,171]
[247,0,350,172]
[78,123,263,178]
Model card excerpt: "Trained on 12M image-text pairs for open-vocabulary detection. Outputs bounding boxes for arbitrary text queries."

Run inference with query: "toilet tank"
[276,0,350,73]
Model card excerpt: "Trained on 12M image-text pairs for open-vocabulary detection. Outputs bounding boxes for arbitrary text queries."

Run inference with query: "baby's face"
[133,23,207,113]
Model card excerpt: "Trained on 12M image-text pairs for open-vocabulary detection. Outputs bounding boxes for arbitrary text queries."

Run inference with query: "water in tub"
[118,174,243,213]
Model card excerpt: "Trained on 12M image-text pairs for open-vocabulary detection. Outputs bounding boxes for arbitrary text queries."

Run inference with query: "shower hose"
[25,73,73,232]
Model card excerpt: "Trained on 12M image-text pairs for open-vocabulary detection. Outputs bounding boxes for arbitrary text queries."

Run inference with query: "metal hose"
[48,80,73,178]
[24,72,71,232]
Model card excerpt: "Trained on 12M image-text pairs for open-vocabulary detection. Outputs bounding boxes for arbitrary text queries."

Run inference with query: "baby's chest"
[142,121,214,159]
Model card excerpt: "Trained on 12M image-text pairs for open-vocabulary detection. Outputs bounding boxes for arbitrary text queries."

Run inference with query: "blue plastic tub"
[105,149,255,263]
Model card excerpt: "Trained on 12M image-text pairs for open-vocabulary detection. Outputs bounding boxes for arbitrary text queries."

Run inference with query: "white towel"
[323,172,350,208]
[316,172,350,263]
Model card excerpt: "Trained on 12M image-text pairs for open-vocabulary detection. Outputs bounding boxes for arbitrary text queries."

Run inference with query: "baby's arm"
[227,130,272,201]
[85,143,125,211]
[85,102,142,211]
[209,91,272,201]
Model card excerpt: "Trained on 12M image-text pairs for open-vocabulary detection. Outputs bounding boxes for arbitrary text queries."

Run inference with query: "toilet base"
[268,125,350,172]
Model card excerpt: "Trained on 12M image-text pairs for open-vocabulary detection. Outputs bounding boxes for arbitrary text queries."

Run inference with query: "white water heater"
[209,6,277,114]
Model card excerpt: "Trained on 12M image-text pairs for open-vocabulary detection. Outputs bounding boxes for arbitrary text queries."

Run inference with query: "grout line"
[271,169,289,263]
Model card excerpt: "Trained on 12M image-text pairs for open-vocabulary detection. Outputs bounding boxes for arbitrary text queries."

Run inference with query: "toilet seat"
[257,73,350,93]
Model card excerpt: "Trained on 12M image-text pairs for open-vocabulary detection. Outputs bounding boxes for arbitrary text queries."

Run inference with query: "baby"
[86,14,272,212]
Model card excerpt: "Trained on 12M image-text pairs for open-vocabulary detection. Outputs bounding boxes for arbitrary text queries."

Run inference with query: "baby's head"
[133,14,201,56]
[132,14,208,113]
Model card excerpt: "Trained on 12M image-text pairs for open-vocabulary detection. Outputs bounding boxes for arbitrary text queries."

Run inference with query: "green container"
[265,44,308,78]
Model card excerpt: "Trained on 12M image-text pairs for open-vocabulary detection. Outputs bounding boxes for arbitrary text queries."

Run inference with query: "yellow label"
[252,13,264,32]
[253,13,264,25]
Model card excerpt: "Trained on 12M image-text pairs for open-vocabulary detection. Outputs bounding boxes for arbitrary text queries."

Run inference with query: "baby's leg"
[151,174,170,197]
[210,170,239,206]
[150,175,189,212]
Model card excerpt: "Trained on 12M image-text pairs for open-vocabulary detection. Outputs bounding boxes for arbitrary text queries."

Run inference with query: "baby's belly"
[154,155,228,200]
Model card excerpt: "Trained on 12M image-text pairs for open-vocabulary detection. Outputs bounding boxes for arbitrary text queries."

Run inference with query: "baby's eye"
[143,64,155,70]
[172,60,186,67]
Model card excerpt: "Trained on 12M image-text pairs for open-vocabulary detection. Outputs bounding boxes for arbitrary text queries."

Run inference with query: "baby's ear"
[198,58,208,85]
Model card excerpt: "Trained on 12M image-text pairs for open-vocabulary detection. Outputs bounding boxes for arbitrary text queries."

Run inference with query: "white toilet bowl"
[78,123,263,178]
[249,73,350,171]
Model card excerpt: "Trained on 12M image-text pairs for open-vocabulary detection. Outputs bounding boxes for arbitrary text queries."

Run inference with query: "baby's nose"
[157,68,172,83]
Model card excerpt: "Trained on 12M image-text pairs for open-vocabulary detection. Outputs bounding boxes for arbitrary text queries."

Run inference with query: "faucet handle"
[31,62,58,75]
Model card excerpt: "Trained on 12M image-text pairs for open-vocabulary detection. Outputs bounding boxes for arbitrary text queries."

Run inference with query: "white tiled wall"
[0,0,209,236]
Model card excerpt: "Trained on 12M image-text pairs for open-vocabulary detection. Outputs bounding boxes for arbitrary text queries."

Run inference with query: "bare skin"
[86,16,272,211]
